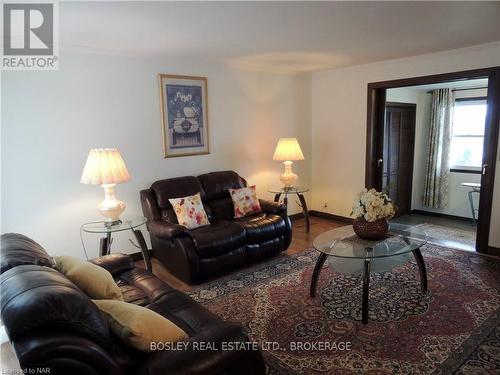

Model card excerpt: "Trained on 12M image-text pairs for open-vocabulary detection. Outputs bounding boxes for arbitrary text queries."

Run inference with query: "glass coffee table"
[310,223,428,324]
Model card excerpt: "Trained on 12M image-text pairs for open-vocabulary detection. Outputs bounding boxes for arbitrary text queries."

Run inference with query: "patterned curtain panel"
[423,88,454,209]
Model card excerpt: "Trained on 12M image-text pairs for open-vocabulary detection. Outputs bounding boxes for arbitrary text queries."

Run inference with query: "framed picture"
[158,74,209,158]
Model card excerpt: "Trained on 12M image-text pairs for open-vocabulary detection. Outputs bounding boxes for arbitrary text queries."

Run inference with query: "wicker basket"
[353,217,389,240]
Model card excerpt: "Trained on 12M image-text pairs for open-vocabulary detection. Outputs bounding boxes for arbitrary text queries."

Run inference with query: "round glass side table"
[310,223,428,324]
[80,215,151,271]
[268,187,310,232]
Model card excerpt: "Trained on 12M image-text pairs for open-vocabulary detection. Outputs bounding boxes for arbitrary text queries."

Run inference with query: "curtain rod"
[426,86,488,94]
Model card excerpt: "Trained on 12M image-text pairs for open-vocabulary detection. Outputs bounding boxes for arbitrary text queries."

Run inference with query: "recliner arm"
[12,331,122,375]
[149,221,188,241]
[90,253,135,276]
[259,199,287,215]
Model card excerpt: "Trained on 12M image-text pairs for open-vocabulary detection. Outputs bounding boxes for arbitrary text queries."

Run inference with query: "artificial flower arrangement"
[352,188,396,222]
[351,188,396,240]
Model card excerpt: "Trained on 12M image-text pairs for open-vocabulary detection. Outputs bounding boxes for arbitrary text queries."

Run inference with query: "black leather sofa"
[140,170,292,284]
[0,233,266,375]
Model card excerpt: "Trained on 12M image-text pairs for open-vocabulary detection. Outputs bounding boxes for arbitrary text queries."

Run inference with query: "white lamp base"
[98,184,126,224]
[280,160,298,188]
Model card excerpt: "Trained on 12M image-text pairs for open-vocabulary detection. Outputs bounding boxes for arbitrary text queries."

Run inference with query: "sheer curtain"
[423,88,454,209]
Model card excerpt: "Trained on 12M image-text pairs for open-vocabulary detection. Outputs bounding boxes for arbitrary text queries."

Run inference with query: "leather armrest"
[140,322,265,375]
[90,253,134,276]
[12,331,122,375]
[259,199,286,215]
[148,221,188,240]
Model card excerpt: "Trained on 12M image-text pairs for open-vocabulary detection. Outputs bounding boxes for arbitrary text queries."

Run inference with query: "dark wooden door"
[382,103,416,216]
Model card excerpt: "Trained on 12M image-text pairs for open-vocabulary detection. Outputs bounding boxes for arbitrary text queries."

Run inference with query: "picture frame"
[158,74,209,158]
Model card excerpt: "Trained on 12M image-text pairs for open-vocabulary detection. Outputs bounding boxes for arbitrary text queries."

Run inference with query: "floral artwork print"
[229,186,262,218]
[158,75,209,157]
[168,192,210,230]
[351,188,396,222]
[166,84,204,149]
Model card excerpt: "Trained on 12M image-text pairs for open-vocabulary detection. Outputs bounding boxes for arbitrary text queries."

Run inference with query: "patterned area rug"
[188,245,500,374]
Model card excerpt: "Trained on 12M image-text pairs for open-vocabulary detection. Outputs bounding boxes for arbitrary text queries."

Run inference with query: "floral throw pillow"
[229,185,262,218]
[168,193,210,230]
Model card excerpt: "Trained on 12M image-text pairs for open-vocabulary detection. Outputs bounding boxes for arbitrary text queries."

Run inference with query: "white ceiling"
[60,1,500,73]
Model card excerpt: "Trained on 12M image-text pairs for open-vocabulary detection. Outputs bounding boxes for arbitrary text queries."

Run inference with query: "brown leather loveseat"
[140,171,292,283]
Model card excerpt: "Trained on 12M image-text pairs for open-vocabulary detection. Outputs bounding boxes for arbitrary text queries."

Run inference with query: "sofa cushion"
[198,171,247,221]
[197,171,246,201]
[0,233,55,274]
[151,176,211,224]
[188,221,245,259]
[151,176,206,209]
[237,213,286,243]
[229,185,262,218]
[206,196,237,221]
[146,290,221,336]
[169,193,210,230]
[55,256,123,300]
[94,299,188,352]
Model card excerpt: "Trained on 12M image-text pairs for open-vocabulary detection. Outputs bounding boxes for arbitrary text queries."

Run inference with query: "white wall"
[386,87,486,219]
[1,50,312,258]
[311,42,500,247]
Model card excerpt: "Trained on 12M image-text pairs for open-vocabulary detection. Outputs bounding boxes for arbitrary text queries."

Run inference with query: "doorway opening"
[366,67,500,254]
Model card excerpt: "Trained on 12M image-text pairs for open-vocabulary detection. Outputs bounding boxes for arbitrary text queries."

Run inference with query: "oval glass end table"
[81,215,151,271]
[268,186,310,232]
[310,223,428,324]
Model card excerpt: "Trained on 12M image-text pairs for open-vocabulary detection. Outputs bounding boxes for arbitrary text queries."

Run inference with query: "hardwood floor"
[136,216,347,292]
[286,216,346,255]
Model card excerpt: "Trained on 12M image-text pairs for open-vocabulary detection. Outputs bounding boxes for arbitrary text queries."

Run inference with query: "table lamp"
[273,138,304,188]
[81,148,131,225]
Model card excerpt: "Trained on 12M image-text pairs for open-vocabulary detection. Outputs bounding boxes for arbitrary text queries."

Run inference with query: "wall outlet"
[323,202,328,208]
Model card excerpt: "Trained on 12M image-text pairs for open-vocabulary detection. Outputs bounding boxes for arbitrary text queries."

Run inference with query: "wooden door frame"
[384,102,417,217]
[366,66,500,254]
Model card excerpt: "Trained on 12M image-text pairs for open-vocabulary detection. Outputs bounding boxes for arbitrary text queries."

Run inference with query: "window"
[449,98,487,171]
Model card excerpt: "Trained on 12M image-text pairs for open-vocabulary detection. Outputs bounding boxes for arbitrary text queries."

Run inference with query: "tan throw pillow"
[168,192,210,229]
[229,185,262,218]
[93,299,188,352]
[54,256,123,300]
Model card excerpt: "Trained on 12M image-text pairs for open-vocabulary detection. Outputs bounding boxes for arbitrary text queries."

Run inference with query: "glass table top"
[81,215,147,234]
[268,186,309,194]
[313,223,427,259]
